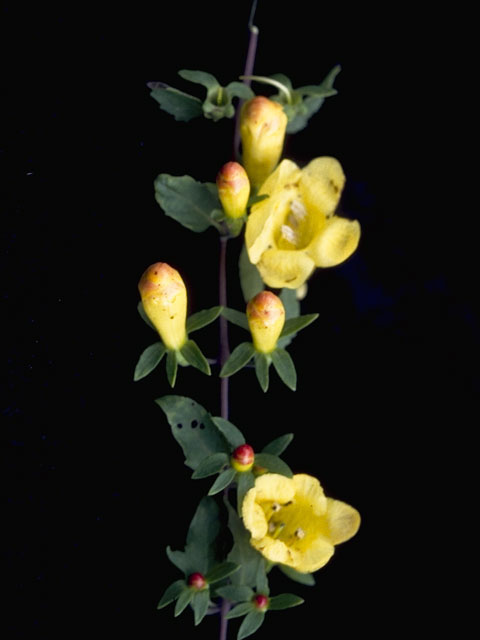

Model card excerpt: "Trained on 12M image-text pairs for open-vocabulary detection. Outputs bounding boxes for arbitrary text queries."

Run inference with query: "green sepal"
[254,453,293,478]
[205,562,240,584]
[134,342,166,381]
[237,471,255,516]
[166,350,178,387]
[255,560,269,596]
[225,81,255,101]
[154,174,223,233]
[225,216,245,238]
[221,307,249,331]
[261,434,294,456]
[174,588,194,617]
[211,416,245,448]
[166,546,190,574]
[149,84,203,122]
[277,288,300,348]
[191,589,211,626]
[157,579,187,609]
[191,452,229,479]
[156,396,230,471]
[238,610,265,639]
[268,593,304,610]
[225,497,262,587]
[137,301,155,330]
[186,306,223,333]
[225,602,255,619]
[239,244,264,303]
[215,585,254,603]
[247,193,269,208]
[208,467,237,495]
[220,342,255,377]
[178,69,219,91]
[280,314,319,339]
[254,352,270,392]
[271,348,297,391]
[180,339,211,375]
[278,565,316,586]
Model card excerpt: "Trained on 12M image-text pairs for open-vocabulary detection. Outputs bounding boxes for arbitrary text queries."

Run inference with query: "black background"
[2,2,474,638]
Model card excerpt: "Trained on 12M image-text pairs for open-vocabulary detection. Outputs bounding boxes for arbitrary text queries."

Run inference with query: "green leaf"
[137,301,155,330]
[150,86,203,122]
[247,193,269,207]
[238,610,265,639]
[157,579,186,609]
[278,565,315,586]
[225,498,262,587]
[220,342,255,378]
[154,174,222,233]
[215,585,254,603]
[225,602,255,619]
[191,452,229,479]
[277,288,300,348]
[180,340,211,375]
[166,546,190,574]
[205,562,240,584]
[225,81,255,100]
[185,496,221,575]
[237,471,255,516]
[166,350,178,387]
[254,352,270,392]
[262,433,294,456]
[156,396,230,470]
[271,348,297,391]
[268,593,304,610]
[280,314,319,338]
[254,453,293,478]
[255,560,269,596]
[178,69,219,91]
[186,306,223,333]
[211,416,245,448]
[269,73,293,92]
[174,588,194,617]
[134,342,166,381]
[191,589,211,626]
[239,244,264,303]
[297,65,341,98]
[221,307,249,331]
[208,467,237,495]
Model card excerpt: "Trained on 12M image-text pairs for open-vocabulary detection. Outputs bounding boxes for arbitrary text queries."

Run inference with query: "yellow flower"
[245,158,361,289]
[247,291,285,354]
[240,96,287,189]
[242,473,360,573]
[138,262,187,350]
[216,161,250,220]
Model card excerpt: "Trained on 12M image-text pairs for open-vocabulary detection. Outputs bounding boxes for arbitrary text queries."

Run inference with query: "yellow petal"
[291,536,335,573]
[256,249,315,289]
[253,473,295,503]
[307,217,361,267]
[292,474,327,516]
[245,160,301,265]
[325,498,361,545]
[242,489,268,539]
[299,157,345,219]
[251,537,294,565]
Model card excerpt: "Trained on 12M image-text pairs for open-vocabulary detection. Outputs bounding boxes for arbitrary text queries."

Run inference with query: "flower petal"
[253,473,295,503]
[256,249,315,289]
[291,536,334,573]
[299,157,345,219]
[242,488,268,539]
[325,498,361,545]
[292,474,327,516]
[307,217,361,268]
[251,536,294,565]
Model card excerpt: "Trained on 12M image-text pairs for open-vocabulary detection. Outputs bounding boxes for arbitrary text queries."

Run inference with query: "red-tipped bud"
[138,262,187,350]
[187,572,207,590]
[247,291,285,354]
[231,444,255,472]
[252,594,269,611]
[216,162,250,220]
[240,96,287,188]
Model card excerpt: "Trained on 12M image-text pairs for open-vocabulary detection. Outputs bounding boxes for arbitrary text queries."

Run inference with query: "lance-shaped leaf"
[271,348,297,391]
[208,467,236,495]
[225,602,255,619]
[277,288,300,348]
[186,306,223,333]
[268,593,304,610]
[180,340,211,375]
[192,589,210,626]
[278,565,315,586]
[205,562,239,584]
[149,84,203,122]
[184,496,221,575]
[134,342,166,381]
[221,307,249,331]
[154,174,223,233]
[166,349,178,387]
[211,416,245,448]
[238,610,265,640]
[239,243,264,303]
[254,352,270,393]
[261,433,294,456]
[220,342,255,377]
[156,396,230,470]
[255,560,269,596]
[254,453,293,478]
[166,546,190,574]
[280,314,319,339]
[225,498,262,587]
[157,579,186,610]
[178,69,219,91]
[191,452,229,479]
[174,588,194,617]
[237,471,255,516]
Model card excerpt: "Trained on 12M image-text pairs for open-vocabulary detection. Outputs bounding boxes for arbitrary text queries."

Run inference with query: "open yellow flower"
[242,473,360,573]
[245,158,361,289]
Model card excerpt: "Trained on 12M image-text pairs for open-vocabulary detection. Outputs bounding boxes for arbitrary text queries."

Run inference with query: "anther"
[281,225,298,245]
[294,527,305,539]
[290,199,307,220]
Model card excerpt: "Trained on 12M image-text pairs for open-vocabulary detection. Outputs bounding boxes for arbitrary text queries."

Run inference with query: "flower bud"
[240,96,287,189]
[187,572,207,591]
[231,444,255,472]
[252,594,269,611]
[247,291,285,354]
[216,162,250,219]
[138,262,187,350]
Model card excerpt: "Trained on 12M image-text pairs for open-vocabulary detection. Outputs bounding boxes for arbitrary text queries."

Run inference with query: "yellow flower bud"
[216,162,250,219]
[138,262,187,350]
[247,291,285,354]
[240,96,288,189]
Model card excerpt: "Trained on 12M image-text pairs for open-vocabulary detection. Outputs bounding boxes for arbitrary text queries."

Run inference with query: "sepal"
[133,342,166,381]
[157,579,187,610]
[219,342,255,377]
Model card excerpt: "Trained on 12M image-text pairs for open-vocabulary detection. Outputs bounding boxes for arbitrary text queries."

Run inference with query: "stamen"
[281,225,298,245]
[290,199,307,221]
[268,521,285,539]
[294,527,305,539]
[271,502,281,512]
